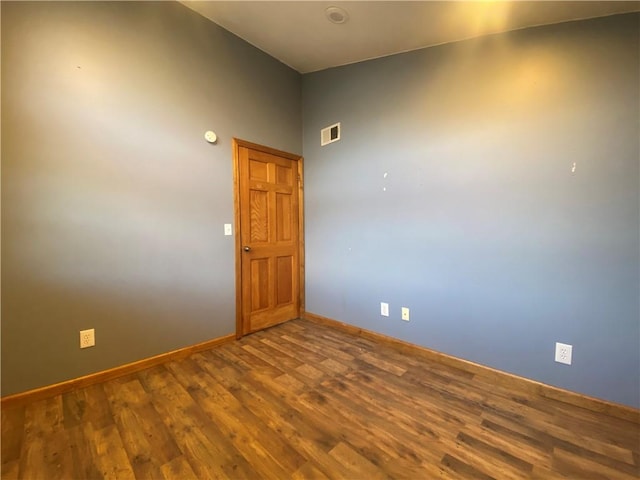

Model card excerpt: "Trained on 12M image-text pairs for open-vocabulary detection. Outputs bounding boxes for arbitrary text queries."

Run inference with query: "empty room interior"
[2,1,639,478]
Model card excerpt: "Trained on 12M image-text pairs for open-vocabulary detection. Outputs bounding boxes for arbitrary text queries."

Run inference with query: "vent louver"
[321,122,340,146]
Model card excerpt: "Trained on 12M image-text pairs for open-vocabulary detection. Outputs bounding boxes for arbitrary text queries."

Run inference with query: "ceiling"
[181,1,639,73]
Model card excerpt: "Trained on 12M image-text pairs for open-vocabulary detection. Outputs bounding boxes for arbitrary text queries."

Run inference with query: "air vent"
[321,122,340,146]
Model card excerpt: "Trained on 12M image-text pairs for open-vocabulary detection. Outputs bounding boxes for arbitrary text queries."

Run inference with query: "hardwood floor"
[2,318,639,479]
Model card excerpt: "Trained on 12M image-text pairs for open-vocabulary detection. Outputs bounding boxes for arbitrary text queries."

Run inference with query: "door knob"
[243,246,251,252]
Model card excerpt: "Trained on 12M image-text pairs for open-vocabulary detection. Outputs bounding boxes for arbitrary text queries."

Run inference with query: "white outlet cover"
[80,328,95,348]
[555,342,572,365]
[401,307,410,321]
[380,302,389,317]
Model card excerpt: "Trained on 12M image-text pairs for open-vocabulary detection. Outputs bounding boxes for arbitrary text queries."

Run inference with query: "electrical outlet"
[80,329,95,349]
[380,302,389,317]
[401,307,410,321]
[555,342,572,365]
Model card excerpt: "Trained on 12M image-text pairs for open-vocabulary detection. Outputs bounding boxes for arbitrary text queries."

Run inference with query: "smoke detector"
[325,6,349,24]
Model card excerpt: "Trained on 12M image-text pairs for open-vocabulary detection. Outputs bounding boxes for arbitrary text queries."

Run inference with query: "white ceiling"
[182,1,640,73]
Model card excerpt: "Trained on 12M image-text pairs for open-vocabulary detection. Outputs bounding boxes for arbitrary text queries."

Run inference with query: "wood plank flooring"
[2,318,639,479]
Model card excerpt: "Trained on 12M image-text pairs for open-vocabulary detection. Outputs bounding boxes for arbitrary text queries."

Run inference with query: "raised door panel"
[250,257,270,313]
[249,190,269,243]
[275,193,292,242]
[276,256,293,306]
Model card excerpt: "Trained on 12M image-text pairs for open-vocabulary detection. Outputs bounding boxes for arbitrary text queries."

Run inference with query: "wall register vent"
[321,122,340,146]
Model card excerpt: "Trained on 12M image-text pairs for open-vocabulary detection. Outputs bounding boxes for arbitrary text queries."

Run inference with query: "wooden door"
[233,139,304,337]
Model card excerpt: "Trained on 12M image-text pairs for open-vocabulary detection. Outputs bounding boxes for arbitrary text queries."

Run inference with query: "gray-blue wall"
[3,2,638,409]
[302,14,640,407]
[1,1,301,395]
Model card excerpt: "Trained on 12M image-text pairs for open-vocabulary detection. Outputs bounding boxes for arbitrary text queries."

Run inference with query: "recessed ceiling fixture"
[325,6,349,25]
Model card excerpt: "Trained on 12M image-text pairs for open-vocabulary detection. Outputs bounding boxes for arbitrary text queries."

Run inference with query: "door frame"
[232,138,305,339]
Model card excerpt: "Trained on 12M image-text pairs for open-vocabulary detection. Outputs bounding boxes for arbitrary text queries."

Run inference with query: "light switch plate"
[224,224,232,236]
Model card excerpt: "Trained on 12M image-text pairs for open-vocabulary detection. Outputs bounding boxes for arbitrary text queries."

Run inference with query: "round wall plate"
[204,131,217,143]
